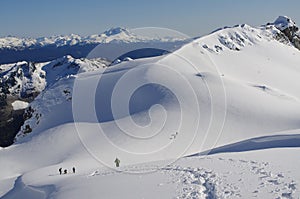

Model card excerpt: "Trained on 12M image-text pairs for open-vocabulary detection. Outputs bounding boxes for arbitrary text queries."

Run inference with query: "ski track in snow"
[87,164,217,199]
[161,165,216,199]
[85,156,297,199]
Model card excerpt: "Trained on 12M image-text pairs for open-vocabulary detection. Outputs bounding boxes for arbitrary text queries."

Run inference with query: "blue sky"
[1,0,300,38]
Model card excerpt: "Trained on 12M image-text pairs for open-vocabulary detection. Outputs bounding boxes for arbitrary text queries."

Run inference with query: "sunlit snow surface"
[11,101,29,110]
[1,22,300,199]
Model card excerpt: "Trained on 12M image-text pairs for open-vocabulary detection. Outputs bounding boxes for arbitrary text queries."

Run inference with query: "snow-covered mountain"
[0,27,183,50]
[1,16,300,199]
[0,55,109,96]
[0,56,109,147]
[0,27,187,65]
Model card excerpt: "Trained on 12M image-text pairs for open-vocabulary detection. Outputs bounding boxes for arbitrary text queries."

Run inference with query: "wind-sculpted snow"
[1,18,300,198]
[14,22,300,164]
[188,129,300,156]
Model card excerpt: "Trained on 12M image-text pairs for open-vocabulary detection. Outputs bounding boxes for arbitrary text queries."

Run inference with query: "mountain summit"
[102,27,131,36]
[273,16,300,50]
[274,16,297,31]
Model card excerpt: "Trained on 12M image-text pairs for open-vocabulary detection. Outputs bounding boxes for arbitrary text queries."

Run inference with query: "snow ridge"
[0,56,109,98]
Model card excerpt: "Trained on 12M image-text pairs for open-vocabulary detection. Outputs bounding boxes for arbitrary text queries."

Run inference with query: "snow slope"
[1,130,300,198]
[0,55,110,147]
[1,17,300,198]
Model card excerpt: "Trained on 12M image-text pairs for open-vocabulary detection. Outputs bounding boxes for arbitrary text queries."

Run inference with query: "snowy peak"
[0,55,109,98]
[272,16,300,50]
[196,23,273,54]
[102,27,131,36]
[88,27,141,43]
[198,16,300,54]
[0,36,35,50]
[36,34,82,47]
[0,27,184,50]
[274,16,298,31]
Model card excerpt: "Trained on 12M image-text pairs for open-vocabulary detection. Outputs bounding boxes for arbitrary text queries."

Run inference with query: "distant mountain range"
[0,27,187,64]
[0,27,185,49]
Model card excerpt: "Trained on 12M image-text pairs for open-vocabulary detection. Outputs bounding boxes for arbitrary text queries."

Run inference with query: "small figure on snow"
[114,158,120,167]
[72,167,76,173]
[59,167,62,175]
[64,169,67,174]
[170,132,179,140]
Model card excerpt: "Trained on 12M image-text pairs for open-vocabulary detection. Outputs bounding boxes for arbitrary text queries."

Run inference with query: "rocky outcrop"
[0,61,40,147]
[0,95,30,147]
[0,56,109,147]
[293,35,300,50]
[274,16,300,50]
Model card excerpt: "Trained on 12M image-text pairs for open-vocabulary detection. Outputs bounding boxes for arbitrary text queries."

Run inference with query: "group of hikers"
[59,167,76,175]
[58,158,120,175]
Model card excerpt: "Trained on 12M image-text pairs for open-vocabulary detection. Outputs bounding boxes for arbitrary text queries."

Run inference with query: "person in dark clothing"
[72,167,76,173]
[64,169,67,174]
[114,158,120,167]
[59,168,62,175]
